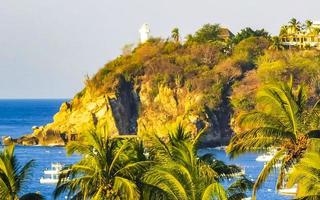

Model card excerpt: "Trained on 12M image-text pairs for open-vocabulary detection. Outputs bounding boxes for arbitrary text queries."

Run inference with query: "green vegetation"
[82,23,271,116]
[54,125,253,200]
[287,139,320,199]
[57,23,320,199]
[54,129,150,199]
[142,125,252,200]
[4,22,320,199]
[227,79,320,199]
[186,24,223,44]
[171,28,180,43]
[230,28,269,45]
[0,145,44,200]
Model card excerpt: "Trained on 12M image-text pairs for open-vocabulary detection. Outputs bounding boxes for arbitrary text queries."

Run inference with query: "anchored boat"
[256,149,277,162]
[40,163,63,184]
[278,185,297,196]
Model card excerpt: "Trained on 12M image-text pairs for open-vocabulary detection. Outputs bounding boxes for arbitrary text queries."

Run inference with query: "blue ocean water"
[0,99,81,199]
[0,99,67,138]
[0,100,291,200]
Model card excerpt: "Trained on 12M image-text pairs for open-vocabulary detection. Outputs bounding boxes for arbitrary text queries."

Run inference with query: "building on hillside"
[139,23,151,43]
[280,21,320,49]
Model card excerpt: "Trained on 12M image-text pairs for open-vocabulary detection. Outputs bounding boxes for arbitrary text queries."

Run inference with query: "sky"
[0,0,319,98]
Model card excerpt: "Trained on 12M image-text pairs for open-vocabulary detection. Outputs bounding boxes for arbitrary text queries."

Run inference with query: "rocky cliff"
[5,36,271,146]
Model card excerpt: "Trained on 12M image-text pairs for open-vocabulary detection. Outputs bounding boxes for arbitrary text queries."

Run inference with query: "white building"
[280,20,320,49]
[139,23,150,43]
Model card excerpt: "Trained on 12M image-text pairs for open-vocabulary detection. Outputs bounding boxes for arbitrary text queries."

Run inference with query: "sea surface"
[0,99,291,200]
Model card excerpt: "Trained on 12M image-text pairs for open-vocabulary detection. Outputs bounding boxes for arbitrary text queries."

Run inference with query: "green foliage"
[163,41,180,54]
[231,49,320,119]
[187,24,222,44]
[256,50,320,90]
[80,25,272,117]
[287,139,320,199]
[231,27,270,45]
[54,129,151,199]
[227,79,320,199]
[233,37,270,66]
[142,125,252,200]
[269,36,285,50]
[171,27,180,43]
[288,18,301,33]
[52,124,253,200]
[0,145,44,200]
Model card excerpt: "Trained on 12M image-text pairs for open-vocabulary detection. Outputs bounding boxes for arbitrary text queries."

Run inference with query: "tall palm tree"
[269,36,284,50]
[227,78,320,199]
[171,28,180,43]
[143,125,252,200]
[53,129,151,199]
[287,139,320,199]
[305,19,313,30]
[0,145,44,200]
[289,18,301,33]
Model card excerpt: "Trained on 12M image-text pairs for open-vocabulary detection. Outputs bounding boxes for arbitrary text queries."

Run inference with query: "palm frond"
[15,159,35,193]
[201,182,228,200]
[287,140,320,198]
[114,176,140,200]
[252,149,286,199]
[142,166,189,200]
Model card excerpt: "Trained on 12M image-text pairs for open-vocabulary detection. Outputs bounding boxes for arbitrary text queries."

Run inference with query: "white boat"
[278,184,297,196]
[278,168,298,196]
[214,146,227,151]
[40,163,63,184]
[256,149,277,162]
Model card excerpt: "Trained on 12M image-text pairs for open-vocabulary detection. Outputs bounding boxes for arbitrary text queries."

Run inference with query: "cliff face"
[9,78,230,146]
[6,37,272,146]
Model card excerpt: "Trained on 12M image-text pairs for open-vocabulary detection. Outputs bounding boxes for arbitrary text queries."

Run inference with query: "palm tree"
[143,125,252,200]
[171,28,180,43]
[279,25,288,36]
[287,139,320,199]
[227,78,320,199]
[314,28,320,35]
[269,36,284,50]
[305,19,313,30]
[227,177,254,200]
[53,129,151,199]
[289,18,301,33]
[0,145,44,200]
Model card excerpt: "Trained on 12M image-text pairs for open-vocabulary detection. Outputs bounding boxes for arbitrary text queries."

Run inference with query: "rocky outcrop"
[108,76,139,135]
[7,36,268,146]
[9,76,237,146]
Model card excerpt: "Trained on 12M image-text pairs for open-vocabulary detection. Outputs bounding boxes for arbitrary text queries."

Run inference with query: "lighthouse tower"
[139,23,150,43]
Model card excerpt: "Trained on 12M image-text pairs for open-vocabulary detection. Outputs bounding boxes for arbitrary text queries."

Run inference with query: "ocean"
[0,99,291,200]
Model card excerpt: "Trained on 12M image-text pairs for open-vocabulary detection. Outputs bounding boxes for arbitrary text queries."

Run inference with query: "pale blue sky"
[0,0,319,98]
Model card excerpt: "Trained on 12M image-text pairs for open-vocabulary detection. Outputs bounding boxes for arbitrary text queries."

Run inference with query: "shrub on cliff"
[231,49,320,117]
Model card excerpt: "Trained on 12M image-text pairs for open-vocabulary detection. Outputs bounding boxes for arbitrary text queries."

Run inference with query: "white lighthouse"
[139,23,150,43]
